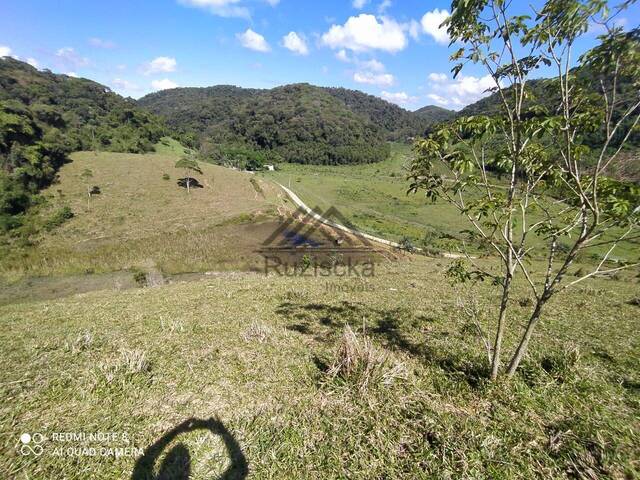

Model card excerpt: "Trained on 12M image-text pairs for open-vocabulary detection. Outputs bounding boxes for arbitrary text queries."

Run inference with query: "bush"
[399,236,415,252]
[132,270,147,287]
[44,206,73,231]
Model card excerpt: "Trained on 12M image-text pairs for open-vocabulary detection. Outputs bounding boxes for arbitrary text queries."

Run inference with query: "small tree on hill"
[410,0,639,380]
[80,168,94,209]
[175,156,202,194]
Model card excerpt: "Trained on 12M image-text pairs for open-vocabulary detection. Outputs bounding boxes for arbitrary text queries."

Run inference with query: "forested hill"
[322,87,453,140]
[414,105,457,124]
[139,83,394,165]
[0,58,166,153]
[455,71,639,181]
[0,57,167,229]
[139,84,456,148]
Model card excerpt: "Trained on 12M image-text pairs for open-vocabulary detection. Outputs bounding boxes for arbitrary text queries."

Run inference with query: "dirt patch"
[0,271,136,305]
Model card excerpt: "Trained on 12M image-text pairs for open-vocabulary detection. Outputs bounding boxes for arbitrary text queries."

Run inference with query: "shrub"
[132,270,147,287]
[44,206,74,231]
[399,236,415,253]
[250,177,264,197]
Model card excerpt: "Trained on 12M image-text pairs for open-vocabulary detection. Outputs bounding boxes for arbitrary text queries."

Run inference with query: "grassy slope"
[152,136,196,156]
[1,259,638,479]
[261,143,639,260]
[0,151,283,280]
[261,144,469,246]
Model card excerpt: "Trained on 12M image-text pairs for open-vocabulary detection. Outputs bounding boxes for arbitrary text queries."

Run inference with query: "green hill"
[322,87,446,140]
[413,105,456,124]
[139,84,454,151]
[139,83,394,166]
[0,57,166,153]
[0,58,168,229]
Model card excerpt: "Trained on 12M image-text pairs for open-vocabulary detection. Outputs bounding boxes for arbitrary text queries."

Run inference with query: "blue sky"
[1,0,637,110]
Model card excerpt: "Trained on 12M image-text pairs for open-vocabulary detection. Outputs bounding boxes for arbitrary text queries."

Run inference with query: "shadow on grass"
[277,300,489,387]
[131,417,248,480]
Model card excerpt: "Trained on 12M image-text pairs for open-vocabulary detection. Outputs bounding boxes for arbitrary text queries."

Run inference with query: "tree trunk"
[506,294,549,377]
[490,274,512,380]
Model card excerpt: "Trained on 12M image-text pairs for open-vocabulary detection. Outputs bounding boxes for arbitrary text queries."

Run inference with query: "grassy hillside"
[261,143,639,260]
[0,151,283,280]
[0,58,168,230]
[1,258,638,478]
[261,144,471,249]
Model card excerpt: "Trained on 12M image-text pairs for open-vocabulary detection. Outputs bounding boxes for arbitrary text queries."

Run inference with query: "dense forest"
[0,58,167,229]
[322,87,452,140]
[412,105,456,124]
[139,83,403,165]
[138,83,459,165]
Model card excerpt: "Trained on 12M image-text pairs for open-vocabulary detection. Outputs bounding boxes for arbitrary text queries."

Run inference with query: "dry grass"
[326,325,406,392]
[0,151,284,280]
[0,259,639,478]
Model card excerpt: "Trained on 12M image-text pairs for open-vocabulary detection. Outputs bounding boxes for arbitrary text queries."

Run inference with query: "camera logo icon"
[20,433,45,456]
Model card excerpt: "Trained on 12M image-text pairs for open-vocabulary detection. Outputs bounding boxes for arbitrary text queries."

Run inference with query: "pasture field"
[261,144,639,262]
[0,151,284,282]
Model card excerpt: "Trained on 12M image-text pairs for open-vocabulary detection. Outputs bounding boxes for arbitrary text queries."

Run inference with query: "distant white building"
[265,164,275,171]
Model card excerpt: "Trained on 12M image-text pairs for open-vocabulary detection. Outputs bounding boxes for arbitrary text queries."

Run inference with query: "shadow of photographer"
[131,417,248,480]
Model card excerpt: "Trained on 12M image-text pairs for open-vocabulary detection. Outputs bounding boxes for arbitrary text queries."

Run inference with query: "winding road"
[276,182,404,249]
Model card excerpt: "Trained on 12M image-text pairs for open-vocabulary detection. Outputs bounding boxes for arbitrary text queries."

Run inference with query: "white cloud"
[144,56,177,74]
[282,31,309,55]
[380,90,418,106]
[407,19,421,40]
[178,0,250,19]
[265,0,280,5]
[353,71,395,87]
[428,74,497,108]
[427,93,449,106]
[237,29,271,52]
[66,72,79,78]
[151,78,179,91]
[112,78,139,91]
[89,37,116,49]
[55,47,90,67]
[352,0,368,8]
[321,14,408,53]
[378,0,392,13]
[428,72,447,82]
[26,57,39,68]
[421,8,450,44]
[336,49,351,62]
[0,45,12,57]
[360,58,384,72]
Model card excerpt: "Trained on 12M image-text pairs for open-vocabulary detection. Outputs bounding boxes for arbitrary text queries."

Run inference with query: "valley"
[1,2,639,477]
